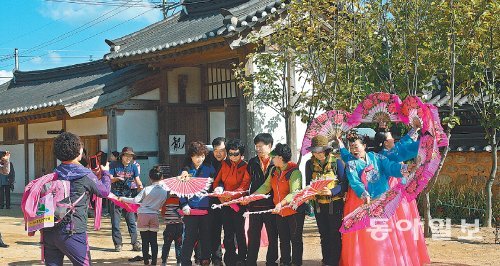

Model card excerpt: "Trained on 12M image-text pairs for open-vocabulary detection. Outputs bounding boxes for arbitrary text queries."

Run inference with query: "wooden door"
[34,140,56,178]
[167,105,208,175]
[81,136,100,157]
[224,98,240,140]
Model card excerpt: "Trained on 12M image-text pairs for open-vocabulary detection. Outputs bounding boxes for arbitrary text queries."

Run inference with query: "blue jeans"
[109,201,138,246]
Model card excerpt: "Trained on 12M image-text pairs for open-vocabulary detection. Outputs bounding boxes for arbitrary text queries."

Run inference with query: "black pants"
[181,215,212,266]
[0,185,10,208]
[140,231,158,265]
[209,205,224,262]
[314,201,343,266]
[195,205,223,263]
[221,205,247,265]
[276,213,305,266]
[162,223,183,264]
[247,211,279,266]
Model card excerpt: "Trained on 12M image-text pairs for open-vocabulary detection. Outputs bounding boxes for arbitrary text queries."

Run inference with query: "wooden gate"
[34,140,55,178]
[34,136,101,178]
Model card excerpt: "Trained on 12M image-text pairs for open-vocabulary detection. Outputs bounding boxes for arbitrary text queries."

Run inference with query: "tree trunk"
[484,129,497,228]
[286,58,297,161]
[422,131,451,238]
[421,192,432,237]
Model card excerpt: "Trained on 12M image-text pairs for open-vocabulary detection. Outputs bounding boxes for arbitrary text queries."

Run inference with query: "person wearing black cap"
[305,135,347,266]
[109,146,144,252]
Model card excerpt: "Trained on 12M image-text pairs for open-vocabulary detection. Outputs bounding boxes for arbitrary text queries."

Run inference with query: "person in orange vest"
[252,143,305,266]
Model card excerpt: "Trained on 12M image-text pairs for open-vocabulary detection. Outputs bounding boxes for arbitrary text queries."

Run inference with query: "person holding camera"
[0,150,11,248]
[109,147,143,252]
[0,152,14,209]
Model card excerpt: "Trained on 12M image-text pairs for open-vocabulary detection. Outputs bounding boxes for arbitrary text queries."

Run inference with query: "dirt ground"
[0,207,499,266]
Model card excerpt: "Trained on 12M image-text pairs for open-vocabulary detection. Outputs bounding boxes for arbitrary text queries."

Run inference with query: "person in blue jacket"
[179,141,215,266]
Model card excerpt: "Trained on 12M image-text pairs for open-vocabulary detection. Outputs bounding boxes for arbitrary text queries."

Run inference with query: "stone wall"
[437,151,499,197]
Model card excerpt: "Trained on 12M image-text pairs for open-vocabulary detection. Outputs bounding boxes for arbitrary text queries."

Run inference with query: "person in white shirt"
[119,168,170,265]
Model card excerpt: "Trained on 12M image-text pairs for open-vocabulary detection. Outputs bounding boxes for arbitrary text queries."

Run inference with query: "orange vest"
[270,162,299,217]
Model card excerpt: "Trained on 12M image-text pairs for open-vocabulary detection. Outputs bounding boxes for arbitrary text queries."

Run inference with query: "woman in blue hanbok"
[339,132,430,266]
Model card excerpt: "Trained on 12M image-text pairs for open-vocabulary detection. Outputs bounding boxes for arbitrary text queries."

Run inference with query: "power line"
[0,5,85,47]
[0,1,136,63]
[43,0,164,8]
[0,6,158,69]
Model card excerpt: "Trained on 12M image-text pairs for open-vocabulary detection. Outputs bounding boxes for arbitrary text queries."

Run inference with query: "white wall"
[167,67,201,104]
[132,88,160,100]
[66,117,107,136]
[1,143,35,193]
[27,121,62,139]
[116,110,158,152]
[210,111,226,142]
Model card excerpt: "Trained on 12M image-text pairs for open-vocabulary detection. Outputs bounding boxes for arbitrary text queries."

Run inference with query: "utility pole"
[14,48,19,71]
[162,0,168,19]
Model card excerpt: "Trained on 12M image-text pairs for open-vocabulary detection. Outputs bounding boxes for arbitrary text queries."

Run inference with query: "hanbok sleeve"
[346,161,369,199]
[378,154,404,178]
[340,147,357,163]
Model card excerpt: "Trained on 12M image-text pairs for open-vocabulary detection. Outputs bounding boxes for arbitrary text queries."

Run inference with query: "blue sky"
[0,0,170,84]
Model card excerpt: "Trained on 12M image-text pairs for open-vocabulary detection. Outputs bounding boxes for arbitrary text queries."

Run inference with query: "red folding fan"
[348,92,403,126]
[161,177,212,198]
[301,110,352,155]
[211,194,270,209]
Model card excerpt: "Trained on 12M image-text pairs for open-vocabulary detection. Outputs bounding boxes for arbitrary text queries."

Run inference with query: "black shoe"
[212,259,223,266]
[0,233,9,248]
[0,206,4,209]
[128,255,143,262]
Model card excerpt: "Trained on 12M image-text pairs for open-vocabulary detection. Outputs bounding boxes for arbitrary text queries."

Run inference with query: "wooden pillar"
[158,69,169,164]
[62,116,67,132]
[286,59,297,161]
[24,122,29,185]
[239,53,255,159]
[106,108,118,154]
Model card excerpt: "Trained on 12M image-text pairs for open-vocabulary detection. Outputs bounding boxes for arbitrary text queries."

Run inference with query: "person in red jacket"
[212,139,250,266]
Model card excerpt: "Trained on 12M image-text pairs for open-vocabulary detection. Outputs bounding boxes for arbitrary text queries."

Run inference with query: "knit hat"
[307,135,333,153]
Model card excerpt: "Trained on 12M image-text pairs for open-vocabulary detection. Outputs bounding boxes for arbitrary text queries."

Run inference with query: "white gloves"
[182,205,191,215]
[214,187,224,194]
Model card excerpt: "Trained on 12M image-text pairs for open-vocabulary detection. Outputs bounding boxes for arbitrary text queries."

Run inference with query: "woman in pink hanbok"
[339,132,430,266]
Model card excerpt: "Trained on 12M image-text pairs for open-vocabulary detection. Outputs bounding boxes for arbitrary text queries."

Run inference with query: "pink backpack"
[21,172,86,234]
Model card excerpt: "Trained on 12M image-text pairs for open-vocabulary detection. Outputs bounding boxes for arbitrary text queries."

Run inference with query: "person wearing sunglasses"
[212,139,250,266]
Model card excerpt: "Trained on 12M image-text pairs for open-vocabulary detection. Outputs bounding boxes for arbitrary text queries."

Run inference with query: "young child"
[119,168,170,265]
[160,195,183,266]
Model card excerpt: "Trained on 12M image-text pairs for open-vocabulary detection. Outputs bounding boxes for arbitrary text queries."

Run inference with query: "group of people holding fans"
[15,112,431,266]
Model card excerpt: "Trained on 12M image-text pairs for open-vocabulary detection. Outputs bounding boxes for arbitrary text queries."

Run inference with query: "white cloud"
[31,56,43,64]
[39,1,162,25]
[48,51,62,63]
[0,70,13,85]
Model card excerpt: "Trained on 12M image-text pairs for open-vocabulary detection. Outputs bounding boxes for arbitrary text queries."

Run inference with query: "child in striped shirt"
[160,195,183,266]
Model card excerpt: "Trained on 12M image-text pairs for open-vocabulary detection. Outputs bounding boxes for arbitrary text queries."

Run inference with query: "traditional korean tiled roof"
[0,60,154,118]
[104,0,289,61]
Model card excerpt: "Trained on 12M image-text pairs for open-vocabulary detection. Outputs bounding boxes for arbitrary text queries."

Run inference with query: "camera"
[89,151,107,170]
